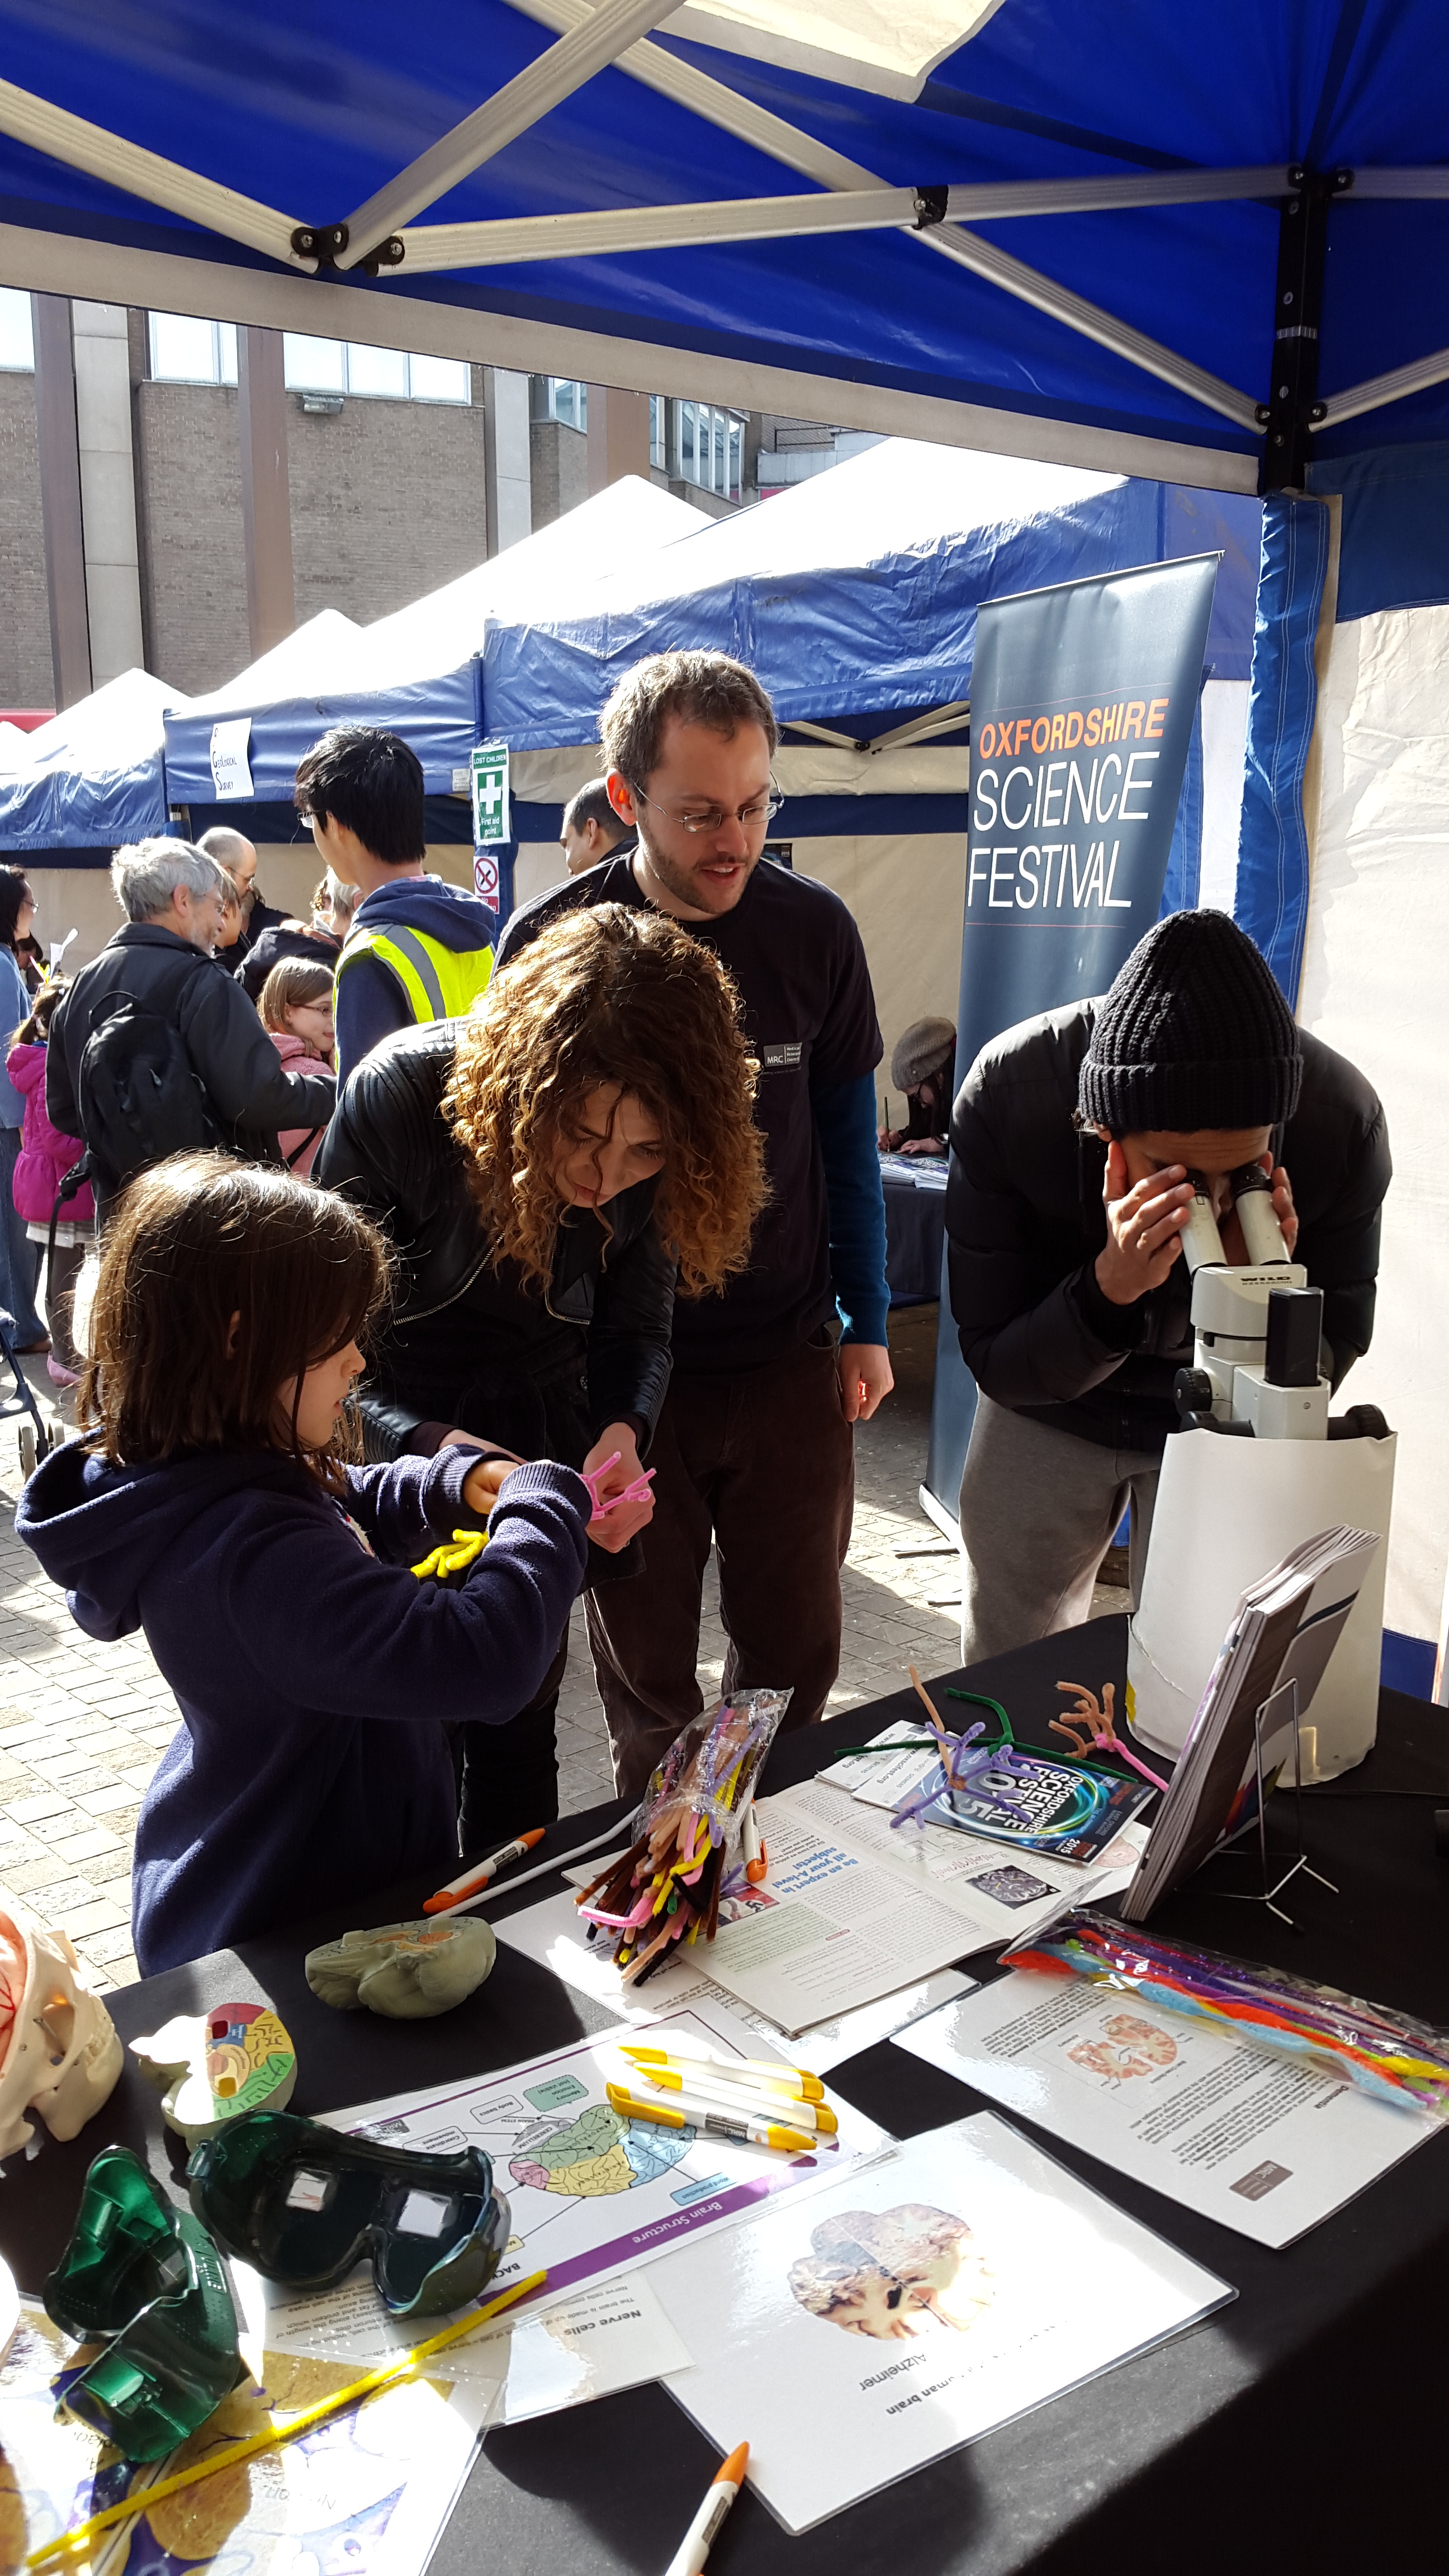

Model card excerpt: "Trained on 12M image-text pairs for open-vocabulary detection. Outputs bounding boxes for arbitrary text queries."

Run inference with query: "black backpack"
[70,990,225,1203]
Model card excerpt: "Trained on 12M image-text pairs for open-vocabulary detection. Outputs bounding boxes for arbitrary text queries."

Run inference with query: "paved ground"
[0,1304,1120,1993]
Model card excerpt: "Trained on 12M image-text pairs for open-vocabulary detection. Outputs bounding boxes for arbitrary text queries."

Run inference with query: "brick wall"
[529,416,588,527]
[0,373,55,707]
[131,366,491,693]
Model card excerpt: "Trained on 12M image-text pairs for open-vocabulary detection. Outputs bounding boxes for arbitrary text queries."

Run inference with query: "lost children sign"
[926,551,1220,1514]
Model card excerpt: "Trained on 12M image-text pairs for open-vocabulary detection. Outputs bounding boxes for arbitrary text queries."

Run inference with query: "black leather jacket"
[314,1020,675,1461]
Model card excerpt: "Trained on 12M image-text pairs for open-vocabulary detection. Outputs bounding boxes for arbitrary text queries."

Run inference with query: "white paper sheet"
[236,2264,691,2425]
[652,2113,1233,2532]
[695,1781,1146,2034]
[272,2002,888,2338]
[891,1971,1438,2248]
[496,1886,976,2074]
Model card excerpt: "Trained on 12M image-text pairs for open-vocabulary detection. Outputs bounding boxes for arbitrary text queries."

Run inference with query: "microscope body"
[1173,1164,1330,1442]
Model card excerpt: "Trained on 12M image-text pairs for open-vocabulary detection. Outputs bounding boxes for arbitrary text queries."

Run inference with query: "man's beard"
[634,821,750,915]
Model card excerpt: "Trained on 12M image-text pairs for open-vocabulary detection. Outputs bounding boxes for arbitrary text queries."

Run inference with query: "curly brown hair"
[446,903,766,1298]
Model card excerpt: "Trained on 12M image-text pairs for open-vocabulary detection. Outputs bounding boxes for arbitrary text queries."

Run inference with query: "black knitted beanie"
[1078,911,1302,1135]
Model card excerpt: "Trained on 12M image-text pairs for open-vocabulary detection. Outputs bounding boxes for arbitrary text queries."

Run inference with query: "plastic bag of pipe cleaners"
[1005,1910,1449,2120]
[575,1688,790,1986]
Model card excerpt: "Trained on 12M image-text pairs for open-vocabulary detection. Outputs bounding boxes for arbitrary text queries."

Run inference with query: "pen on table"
[424,1829,546,1914]
[664,2442,749,2576]
[618,2042,824,2102]
[606,2083,814,2154]
[638,2064,838,2134]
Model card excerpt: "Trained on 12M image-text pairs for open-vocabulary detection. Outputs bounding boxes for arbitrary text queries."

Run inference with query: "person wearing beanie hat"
[880,1017,956,1156]
[945,910,1390,1666]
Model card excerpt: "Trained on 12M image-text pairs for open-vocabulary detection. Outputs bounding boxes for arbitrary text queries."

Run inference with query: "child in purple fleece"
[16,1153,591,1974]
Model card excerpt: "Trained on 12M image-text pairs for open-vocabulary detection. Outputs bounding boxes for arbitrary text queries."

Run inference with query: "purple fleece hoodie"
[16,1441,589,1973]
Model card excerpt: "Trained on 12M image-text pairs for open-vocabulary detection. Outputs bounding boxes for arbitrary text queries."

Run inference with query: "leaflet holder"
[1211,1679,1338,1929]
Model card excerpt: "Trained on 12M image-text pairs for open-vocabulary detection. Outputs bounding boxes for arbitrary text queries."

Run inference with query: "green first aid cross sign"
[471,740,510,846]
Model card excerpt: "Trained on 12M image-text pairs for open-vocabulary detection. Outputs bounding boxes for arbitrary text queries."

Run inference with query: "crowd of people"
[0,645,1391,1986]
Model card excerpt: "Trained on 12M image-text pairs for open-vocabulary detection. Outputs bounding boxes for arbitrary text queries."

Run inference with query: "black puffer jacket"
[314,1020,675,1469]
[946,1001,1391,1454]
[48,922,335,1165]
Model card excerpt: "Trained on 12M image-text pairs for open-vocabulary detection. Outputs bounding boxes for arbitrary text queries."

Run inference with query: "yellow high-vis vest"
[336,921,494,1025]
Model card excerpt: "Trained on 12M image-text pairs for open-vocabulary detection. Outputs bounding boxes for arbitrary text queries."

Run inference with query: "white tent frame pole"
[783,721,866,749]
[333,0,680,266]
[866,701,973,752]
[397,167,1292,273]
[0,74,312,268]
[1315,345,1449,428]
[499,0,1259,426]
[920,222,1260,427]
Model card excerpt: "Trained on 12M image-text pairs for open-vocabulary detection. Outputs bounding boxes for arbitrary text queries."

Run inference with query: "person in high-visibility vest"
[295,725,496,1085]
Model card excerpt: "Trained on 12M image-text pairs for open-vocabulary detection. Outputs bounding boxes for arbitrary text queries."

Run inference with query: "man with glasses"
[494,648,892,1796]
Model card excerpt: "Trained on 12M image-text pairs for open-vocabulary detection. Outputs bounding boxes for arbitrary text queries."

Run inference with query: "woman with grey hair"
[46,837,337,1210]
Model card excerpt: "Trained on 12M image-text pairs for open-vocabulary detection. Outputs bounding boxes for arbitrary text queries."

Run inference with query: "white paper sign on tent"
[210,717,254,801]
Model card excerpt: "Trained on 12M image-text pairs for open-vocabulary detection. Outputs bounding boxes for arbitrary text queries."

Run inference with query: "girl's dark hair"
[80,1153,391,1489]
[0,868,34,953]
[14,979,65,1048]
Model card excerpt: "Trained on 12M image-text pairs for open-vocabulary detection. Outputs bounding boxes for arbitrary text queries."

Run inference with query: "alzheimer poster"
[926,552,1220,1518]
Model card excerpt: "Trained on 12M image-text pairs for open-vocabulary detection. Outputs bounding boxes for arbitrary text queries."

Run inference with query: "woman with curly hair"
[314,901,766,1848]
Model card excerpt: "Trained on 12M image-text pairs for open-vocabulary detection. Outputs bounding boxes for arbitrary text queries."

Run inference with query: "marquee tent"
[162,477,709,806]
[0,666,192,854]
[6,0,1448,1661]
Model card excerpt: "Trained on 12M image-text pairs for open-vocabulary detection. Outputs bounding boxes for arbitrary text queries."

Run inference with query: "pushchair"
[0,1310,56,1479]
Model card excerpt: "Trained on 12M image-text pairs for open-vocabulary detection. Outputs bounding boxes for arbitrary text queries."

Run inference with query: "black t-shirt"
[495,853,882,1374]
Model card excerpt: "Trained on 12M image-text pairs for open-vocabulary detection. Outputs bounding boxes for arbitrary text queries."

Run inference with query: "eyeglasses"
[627,780,784,836]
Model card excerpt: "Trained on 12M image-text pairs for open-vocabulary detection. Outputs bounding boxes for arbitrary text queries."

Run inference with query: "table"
[6,1613,1448,2573]
[882,1161,946,1305]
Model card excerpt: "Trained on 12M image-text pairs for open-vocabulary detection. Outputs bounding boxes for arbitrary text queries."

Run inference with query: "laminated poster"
[0,2302,485,2576]
[891,1971,1439,2248]
[240,2001,889,2370]
[832,1738,1154,1862]
[651,2112,1233,2533]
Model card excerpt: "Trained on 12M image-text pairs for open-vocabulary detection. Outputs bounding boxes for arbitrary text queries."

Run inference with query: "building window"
[146,313,470,402]
[0,288,35,372]
[536,377,588,432]
[650,393,665,471]
[678,400,744,503]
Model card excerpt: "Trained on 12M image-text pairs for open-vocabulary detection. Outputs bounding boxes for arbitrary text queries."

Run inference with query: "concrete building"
[0,288,867,717]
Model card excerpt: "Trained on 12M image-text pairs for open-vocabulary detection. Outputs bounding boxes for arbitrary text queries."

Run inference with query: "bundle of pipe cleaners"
[1006,1910,1449,2120]
[575,1689,789,1985]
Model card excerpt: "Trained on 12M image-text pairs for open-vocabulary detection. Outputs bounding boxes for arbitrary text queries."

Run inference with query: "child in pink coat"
[6,980,94,1385]
[257,958,337,1177]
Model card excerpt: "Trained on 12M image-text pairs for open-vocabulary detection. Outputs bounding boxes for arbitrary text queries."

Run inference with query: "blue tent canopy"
[482,442,1262,747]
[3,0,1448,501]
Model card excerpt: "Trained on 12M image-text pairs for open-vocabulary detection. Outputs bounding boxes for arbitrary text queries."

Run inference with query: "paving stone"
[5,1792,79,1826]
[78,1925,138,1966]
[50,1826,126,1866]
[55,1895,132,1939]
[73,1784,135,1816]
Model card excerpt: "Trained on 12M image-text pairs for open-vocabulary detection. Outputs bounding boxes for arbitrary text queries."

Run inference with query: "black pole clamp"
[912,187,951,230]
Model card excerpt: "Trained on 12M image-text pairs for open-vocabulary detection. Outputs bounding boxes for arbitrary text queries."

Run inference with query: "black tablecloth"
[883,1168,946,1305]
[5,1614,1447,2571]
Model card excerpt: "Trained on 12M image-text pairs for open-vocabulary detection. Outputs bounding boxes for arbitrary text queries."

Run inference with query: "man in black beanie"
[945,909,1390,1662]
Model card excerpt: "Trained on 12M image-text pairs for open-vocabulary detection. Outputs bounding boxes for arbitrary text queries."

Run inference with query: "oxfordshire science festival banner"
[926,552,1219,1521]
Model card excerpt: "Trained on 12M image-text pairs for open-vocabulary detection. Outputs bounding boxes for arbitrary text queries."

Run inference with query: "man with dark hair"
[494,648,892,1797]
[295,725,496,1084]
[561,777,629,877]
[946,907,1390,1662]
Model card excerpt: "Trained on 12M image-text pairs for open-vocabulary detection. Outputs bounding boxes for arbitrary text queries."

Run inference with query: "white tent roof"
[0,667,191,777]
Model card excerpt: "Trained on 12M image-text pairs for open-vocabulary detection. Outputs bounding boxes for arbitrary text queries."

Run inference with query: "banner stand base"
[917,1483,961,1546]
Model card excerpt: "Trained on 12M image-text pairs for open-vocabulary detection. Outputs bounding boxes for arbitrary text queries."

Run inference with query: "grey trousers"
[957,1392,1161,1666]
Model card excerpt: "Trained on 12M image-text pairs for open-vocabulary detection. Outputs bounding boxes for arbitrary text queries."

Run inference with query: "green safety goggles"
[45,2144,242,2460]
[188,2111,512,2318]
